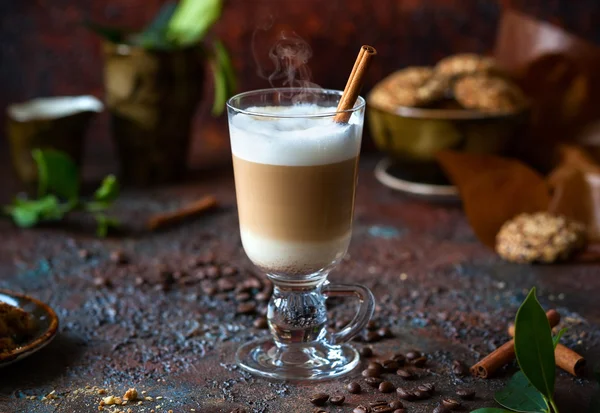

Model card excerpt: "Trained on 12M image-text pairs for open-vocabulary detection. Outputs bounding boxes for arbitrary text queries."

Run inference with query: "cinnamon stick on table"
[147,195,218,231]
[508,323,586,377]
[470,309,561,378]
[334,45,377,124]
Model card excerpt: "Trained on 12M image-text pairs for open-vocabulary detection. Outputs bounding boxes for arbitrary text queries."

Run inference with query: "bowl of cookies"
[368,54,529,195]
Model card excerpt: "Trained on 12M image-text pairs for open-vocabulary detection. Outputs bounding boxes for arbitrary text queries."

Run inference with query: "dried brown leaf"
[437,151,550,248]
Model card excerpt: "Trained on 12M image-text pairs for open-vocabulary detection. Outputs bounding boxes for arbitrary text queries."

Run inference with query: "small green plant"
[87,0,236,115]
[472,288,565,413]
[2,149,119,237]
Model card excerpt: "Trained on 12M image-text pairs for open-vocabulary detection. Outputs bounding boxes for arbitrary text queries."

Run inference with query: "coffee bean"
[309,393,329,406]
[365,331,381,343]
[359,347,373,358]
[411,356,427,367]
[230,408,247,413]
[396,388,416,400]
[391,353,406,365]
[369,400,389,408]
[382,359,399,372]
[368,361,383,371]
[441,398,461,410]
[392,410,406,413]
[253,317,268,329]
[417,383,435,394]
[433,406,451,413]
[93,277,111,288]
[413,389,430,399]
[364,377,383,388]
[456,388,476,400]
[372,406,393,412]
[313,409,326,413]
[244,277,262,290]
[353,405,370,413]
[366,320,378,330]
[205,265,220,278]
[452,360,467,376]
[203,285,217,296]
[379,381,395,393]
[362,368,381,378]
[405,350,421,361]
[329,395,345,406]
[377,327,393,338]
[110,250,128,264]
[222,266,237,276]
[396,369,415,379]
[236,302,256,315]
[389,401,403,409]
[134,276,145,286]
[217,278,235,292]
[347,382,361,394]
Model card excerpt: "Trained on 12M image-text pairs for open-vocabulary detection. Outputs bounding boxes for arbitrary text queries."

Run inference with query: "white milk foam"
[229,104,362,275]
[229,104,362,166]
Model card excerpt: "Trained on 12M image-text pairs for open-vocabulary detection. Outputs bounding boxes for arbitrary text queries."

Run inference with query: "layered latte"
[229,104,362,276]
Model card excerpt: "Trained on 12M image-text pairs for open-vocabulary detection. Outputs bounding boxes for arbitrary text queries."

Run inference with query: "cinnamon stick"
[470,309,561,378]
[508,319,586,377]
[334,45,377,124]
[147,195,218,231]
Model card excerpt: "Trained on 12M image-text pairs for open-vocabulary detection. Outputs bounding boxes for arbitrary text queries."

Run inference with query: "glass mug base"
[236,337,360,380]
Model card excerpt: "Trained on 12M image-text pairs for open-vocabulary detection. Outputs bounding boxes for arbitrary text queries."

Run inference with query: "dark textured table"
[0,156,598,413]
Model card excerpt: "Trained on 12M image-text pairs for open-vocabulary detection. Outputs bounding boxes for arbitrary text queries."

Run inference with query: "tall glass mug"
[227,88,375,380]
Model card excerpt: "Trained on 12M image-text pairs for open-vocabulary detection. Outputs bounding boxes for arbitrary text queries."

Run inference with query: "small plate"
[375,157,460,202]
[0,289,59,367]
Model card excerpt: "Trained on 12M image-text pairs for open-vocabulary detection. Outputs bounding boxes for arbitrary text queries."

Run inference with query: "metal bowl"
[367,99,529,185]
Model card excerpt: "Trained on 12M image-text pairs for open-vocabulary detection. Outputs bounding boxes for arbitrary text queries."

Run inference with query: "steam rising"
[253,27,321,102]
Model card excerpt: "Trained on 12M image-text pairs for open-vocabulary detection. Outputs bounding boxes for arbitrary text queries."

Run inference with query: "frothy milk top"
[229,104,362,166]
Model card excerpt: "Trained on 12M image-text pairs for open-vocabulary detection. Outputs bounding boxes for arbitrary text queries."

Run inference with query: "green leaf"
[514,287,556,401]
[470,409,515,413]
[94,214,119,237]
[5,195,63,227]
[210,40,236,116]
[133,2,178,50]
[553,328,567,349]
[32,149,79,200]
[166,0,222,47]
[495,371,549,413]
[84,20,126,43]
[94,175,119,203]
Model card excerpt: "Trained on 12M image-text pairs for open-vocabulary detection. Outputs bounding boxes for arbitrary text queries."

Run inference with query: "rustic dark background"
[1,0,600,175]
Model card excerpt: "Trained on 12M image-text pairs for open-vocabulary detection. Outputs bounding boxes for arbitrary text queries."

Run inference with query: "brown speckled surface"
[0,156,598,413]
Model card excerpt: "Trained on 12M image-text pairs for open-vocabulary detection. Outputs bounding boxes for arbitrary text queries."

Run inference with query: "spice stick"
[470,309,561,378]
[333,45,377,124]
[147,195,218,231]
[508,321,586,377]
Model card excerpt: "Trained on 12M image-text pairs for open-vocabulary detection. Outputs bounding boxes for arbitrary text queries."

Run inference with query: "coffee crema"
[229,104,362,276]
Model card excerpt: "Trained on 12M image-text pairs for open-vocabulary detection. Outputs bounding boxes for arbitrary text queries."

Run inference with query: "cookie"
[369,67,442,109]
[453,74,527,113]
[415,75,451,104]
[436,53,499,77]
[496,212,586,263]
[0,302,36,352]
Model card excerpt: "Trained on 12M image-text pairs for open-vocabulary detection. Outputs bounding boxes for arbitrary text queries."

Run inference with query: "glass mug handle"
[323,282,375,345]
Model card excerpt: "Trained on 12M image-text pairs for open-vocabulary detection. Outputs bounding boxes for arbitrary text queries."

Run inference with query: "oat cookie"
[454,74,527,113]
[496,212,586,263]
[369,67,440,108]
[416,75,451,104]
[0,301,36,352]
[436,53,499,77]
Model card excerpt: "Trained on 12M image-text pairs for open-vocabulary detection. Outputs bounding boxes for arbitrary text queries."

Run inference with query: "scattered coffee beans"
[389,400,404,409]
[313,409,326,413]
[405,350,421,361]
[456,388,476,400]
[253,317,268,329]
[413,389,430,399]
[382,359,399,372]
[441,398,461,410]
[379,381,395,393]
[396,369,415,379]
[329,395,345,406]
[391,353,406,365]
[452,360,467,376]
[396,387,416,401]
[412,356,428,367]
[359,346,374,358]
[362,368,381,378]
[418,383,435,394]
[236,302,256,315]
[377,327,393,338]
[368,361,384,372]
[393,410,406,413]
[354,405,370,413]
[366,320,378,330]
[309,393,329,406]
[433,406,451,413]
[365,331,381,343]
[347,382,361,394]
[364,377,384,388]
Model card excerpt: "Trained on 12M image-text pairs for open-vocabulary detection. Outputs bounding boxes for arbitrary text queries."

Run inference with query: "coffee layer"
[233,156,358,243]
